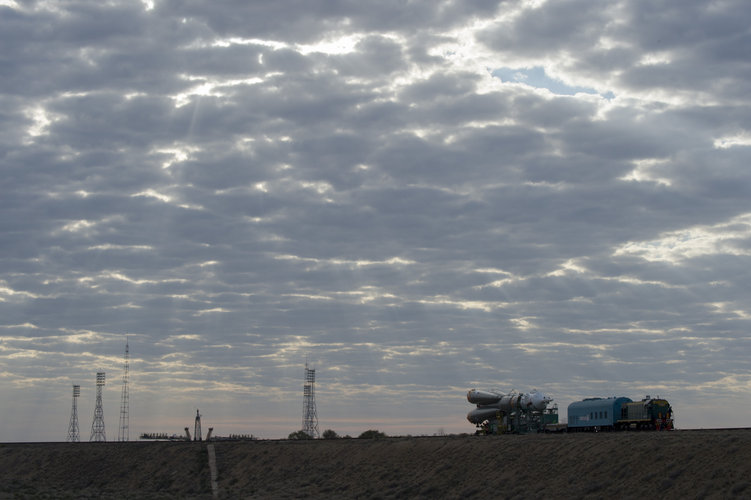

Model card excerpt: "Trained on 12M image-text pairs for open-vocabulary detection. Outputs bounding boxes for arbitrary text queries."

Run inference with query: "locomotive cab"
[619,396,673,430]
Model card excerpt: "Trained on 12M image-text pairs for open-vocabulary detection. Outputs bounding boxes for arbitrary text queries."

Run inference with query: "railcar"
[567,395,673,431]
[567,397,632,432]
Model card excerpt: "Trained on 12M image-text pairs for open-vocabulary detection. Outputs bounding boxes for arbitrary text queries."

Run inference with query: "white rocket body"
[466,389,552,424]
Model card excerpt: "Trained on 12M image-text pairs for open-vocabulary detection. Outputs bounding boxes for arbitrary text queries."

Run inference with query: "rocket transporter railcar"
[466,389,558,434]
[567,396,673,432]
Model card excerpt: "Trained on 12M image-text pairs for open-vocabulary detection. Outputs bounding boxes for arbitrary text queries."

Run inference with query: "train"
[567,395,673,432]
[467,389,674,434]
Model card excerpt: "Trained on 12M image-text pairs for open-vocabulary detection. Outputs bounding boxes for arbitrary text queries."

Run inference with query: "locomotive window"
[605,411,608,418]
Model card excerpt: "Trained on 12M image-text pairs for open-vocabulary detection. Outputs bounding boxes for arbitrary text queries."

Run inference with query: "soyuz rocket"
[466,389,552,424]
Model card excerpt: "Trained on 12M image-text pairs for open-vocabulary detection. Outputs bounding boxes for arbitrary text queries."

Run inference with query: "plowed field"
[1,429,749,499]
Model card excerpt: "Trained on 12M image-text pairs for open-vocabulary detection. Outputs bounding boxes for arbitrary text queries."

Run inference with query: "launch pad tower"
[194,409,202,441]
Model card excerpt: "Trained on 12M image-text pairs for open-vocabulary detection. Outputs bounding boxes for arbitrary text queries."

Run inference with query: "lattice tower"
[90,372,106,442]
[302,361,319,438]
[66,385,80,442]
[194,409,202,441]
[118,338,130,442]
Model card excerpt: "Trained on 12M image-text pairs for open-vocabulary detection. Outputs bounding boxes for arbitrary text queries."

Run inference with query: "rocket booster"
[467,389,551,410]
[466,389,502,406]
[466,389,552,424]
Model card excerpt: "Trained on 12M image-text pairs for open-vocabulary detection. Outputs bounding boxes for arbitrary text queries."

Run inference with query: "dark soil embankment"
[1,429,750,499]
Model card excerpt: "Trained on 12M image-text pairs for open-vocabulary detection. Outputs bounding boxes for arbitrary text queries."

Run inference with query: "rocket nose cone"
[530,391,551,409]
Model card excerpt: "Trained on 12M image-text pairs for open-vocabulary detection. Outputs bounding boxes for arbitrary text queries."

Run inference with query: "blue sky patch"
[492,66,614,99]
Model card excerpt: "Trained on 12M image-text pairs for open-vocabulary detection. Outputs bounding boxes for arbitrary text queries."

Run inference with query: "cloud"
[1,0,750,440]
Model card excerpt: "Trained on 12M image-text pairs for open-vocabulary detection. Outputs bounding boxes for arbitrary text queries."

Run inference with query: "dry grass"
[1,429,749,499]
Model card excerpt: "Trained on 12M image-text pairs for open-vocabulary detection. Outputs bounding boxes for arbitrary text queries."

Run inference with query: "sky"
[2,0,751,441]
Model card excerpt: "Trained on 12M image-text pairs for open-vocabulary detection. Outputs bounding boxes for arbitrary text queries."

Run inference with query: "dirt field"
[1,429,749,499]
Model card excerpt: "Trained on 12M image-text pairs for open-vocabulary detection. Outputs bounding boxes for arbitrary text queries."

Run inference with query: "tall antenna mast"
[302,360,319,438]
[90,372,106,442]
[118,337,130,442]
[66,385,80,442]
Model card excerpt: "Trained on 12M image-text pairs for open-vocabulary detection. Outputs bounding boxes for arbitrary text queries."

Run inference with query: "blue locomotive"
[567,395,673,431]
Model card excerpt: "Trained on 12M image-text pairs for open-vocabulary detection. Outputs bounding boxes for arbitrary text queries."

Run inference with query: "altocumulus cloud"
[1,0,751,440]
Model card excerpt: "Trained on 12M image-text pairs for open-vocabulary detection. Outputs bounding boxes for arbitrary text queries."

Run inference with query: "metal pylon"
[66,385,80,442]
[90,372,106,442]
[302,361,319,438]
[118,338,130,442]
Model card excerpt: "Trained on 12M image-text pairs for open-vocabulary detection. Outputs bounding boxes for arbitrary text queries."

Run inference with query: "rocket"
[466,389,552,424]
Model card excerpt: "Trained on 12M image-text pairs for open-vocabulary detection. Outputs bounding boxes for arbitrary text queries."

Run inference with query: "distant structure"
[194,409,202,441]
[302,360,319,438]
[90,372,106,442]
[66,384,80,442]
[118,338,130,442]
